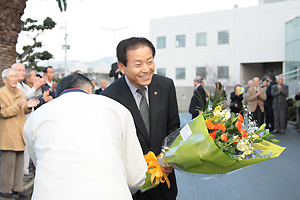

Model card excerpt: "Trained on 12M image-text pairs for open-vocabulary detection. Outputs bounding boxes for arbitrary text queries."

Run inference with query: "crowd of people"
[0,36,298,199]
[189,73,295,135]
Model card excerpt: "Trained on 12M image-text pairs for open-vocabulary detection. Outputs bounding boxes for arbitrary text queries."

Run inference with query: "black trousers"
[265,104,274,131]
[251,106,264,127]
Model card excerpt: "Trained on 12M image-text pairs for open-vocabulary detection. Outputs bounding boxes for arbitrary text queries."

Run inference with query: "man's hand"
[256,91,261,96]
[278,84,282,91]
[163,166,174,176]
[52,81,57,90]
[17,99,26,108]
[42,90,53,103]
[27,99,40,108]
[33,77,46,90]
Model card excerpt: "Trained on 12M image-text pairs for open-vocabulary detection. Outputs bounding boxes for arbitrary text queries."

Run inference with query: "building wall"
[150,0,300,110]
[150,0,300,87]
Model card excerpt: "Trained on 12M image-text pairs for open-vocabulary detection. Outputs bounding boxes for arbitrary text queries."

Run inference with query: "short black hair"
[55,73,93,97]
[116,37,156,67]
[268,73,276,81]
[43,66,53,73]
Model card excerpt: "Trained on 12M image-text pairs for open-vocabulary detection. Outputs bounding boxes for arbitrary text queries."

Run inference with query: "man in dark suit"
[271,76,288,133]
[41,66,56,99]
[109,62,123,81]
[101,37,180,200]
[265,73,277,131]
[189,76,207,119]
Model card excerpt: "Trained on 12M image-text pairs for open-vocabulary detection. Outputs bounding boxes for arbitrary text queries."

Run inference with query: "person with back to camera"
[24,73,147,200]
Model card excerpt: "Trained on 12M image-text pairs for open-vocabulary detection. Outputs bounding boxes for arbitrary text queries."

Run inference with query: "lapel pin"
[154,92,157,95]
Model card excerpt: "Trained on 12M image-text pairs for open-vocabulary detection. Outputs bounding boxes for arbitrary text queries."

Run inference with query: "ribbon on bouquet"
[144,151,170,188]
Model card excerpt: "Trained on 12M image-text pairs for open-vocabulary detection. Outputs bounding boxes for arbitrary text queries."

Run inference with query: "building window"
[196,67,207,79]
[218,66,229,79]
[196,32,207,46]
[218,31,229,44]
[157,68,166,76]
[176,67,185,79]
[176,35,186,47]
[157,37,166,49]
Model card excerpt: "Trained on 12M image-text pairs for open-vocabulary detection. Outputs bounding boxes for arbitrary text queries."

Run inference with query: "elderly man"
[245,77,267,127]
[189,76,207,119]
[0,69,39,198]
[271,76,288,134]
[11,63,46,100]
[24,73,147,200]
[95,79,108,94]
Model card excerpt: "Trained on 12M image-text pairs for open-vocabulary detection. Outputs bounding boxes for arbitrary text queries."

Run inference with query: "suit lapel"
[118,77,150,145]
[148,78,160,145]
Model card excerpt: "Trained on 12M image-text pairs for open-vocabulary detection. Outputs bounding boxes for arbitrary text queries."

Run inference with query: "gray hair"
[194,76,203,83]
[2,68,16,79]
[25,68,34,80]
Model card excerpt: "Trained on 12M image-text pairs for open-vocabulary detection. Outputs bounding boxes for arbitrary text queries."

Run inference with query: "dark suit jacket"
[101,74,180,200]
[189,84,207,119]
[266,80,277,105]
[109,62,123,81]
[41,83,55,99]
[271,84,288,109]
[95,88,102,95]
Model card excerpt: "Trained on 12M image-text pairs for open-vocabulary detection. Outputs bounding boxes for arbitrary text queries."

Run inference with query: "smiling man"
[101,37,180,200]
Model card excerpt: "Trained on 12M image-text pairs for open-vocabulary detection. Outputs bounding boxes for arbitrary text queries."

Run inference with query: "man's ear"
[3,78,7,84]
[86,86,94,94]
[117,61,125,75]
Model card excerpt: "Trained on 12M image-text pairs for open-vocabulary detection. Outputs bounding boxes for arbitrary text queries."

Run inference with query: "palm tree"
[0,0,66,86]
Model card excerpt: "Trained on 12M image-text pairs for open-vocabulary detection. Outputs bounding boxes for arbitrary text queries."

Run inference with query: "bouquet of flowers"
[141,103,285,191]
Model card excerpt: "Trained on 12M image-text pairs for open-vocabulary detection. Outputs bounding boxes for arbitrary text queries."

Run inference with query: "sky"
[17,0,258,63]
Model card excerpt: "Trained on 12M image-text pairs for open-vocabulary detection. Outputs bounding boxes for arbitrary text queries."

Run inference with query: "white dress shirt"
[24,92,147,200]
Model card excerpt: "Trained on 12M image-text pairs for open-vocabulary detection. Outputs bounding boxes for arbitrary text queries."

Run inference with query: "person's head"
[268,73,276,82]
[248,80,254,88]
[253,77,260,87]
[91,80,97,87]
[55,73,94,97]
[100,79,107,89]
[116,37,156,88]
[43,66,54,81]
[2,68,18,88]
[25,68,36,86]
[215,82,223,90]
[262,79,268,87]
[74,70,82,74]
[194,76,203,87]
[11,63,25,82]
[277,76,283,85]
[234,84,241,91]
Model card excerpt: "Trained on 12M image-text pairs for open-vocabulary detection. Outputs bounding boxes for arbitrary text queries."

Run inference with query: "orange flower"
[241,129,247,137]
[237,113,244,123]
[218,123,226,133]
[221,133,228,141]
[209,130,216,140]
[206,120,214,130]
[235,121,242,131]
[214,123,220,130]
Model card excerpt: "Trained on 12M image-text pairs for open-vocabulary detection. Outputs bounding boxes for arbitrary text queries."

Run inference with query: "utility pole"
[61,22,70,77]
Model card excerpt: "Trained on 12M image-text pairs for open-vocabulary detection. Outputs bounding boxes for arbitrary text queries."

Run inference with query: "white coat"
[24,91,147,200]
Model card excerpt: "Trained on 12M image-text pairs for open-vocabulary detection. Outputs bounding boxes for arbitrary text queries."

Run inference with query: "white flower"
[237,140,249,152]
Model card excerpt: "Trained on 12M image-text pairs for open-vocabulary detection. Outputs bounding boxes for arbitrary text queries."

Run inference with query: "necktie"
[137,88,150,136]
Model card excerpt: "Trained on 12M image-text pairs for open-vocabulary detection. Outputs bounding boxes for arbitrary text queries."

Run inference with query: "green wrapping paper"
[141,113,285,191]
[161,114,285,174]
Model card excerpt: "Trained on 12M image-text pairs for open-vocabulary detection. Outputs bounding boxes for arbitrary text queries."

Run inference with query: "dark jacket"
[101,74,180,200]
[189,84,207,119]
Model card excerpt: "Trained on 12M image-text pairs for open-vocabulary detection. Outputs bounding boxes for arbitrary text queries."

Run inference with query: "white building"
[149,0,300,111]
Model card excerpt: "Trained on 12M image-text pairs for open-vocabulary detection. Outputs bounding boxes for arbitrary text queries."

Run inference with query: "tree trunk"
[0,0,27,86]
